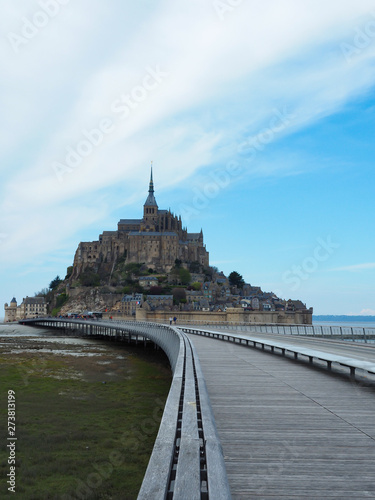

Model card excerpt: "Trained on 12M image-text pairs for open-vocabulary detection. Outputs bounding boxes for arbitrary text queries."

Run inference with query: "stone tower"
[4,297,17,322]
[142,166,158,231]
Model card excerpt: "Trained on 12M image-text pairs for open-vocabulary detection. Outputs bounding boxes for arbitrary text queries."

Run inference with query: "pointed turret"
[144,164,158,208]
[143,163,158,228]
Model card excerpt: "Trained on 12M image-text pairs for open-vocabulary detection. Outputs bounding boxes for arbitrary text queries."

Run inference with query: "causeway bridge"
[20,318,375,499]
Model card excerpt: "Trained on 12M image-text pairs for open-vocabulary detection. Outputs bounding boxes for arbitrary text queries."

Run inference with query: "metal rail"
[125,318,375,342]
[197,322,375,342]
[19,318,231,499]
[181,326,375,379]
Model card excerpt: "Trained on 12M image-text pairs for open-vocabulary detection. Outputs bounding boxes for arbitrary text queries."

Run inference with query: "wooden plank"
[188,334,375,499]
[173,344,201,499]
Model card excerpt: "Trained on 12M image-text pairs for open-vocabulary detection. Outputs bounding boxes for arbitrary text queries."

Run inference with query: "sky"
[1,0,375,319]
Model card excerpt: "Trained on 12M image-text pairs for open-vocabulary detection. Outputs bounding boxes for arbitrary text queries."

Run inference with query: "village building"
[144,295,173,310]
[4,298,18,322]
[4,296,48,321]
[121,293,143,316]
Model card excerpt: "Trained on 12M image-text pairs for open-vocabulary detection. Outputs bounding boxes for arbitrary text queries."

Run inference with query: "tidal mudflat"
[0,324,171,499]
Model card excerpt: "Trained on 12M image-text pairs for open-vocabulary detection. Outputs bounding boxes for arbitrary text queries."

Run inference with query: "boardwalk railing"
[208,323,375,342]
[143,320,375,343]
[19,318,231,500]
[180,326,375,379]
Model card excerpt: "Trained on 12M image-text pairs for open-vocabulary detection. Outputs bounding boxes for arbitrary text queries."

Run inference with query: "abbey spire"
[149,164,154,193]
[144,163,158,208]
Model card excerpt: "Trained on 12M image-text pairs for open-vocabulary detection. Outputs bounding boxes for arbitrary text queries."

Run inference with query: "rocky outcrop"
[59,287,123,315]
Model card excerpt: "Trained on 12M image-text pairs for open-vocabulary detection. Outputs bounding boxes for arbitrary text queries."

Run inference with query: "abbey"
[72,169,209,277]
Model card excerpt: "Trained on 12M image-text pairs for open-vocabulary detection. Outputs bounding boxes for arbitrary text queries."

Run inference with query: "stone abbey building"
[72,169,209,278]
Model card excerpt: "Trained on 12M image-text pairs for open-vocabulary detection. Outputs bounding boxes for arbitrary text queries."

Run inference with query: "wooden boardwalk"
[188,333,375,499]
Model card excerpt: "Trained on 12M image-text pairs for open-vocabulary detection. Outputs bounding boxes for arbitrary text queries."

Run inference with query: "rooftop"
[147,295,173,300]
[129,231,178,237]
[118,219,142,225]
[23,297,46,304]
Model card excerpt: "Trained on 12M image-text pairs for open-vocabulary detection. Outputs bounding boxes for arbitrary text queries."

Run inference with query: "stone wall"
[133,307,312,325]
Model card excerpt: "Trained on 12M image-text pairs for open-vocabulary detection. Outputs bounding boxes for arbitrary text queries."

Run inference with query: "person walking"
[169,317,173,325]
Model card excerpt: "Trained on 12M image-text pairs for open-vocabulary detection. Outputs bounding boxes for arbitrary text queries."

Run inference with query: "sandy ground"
[0,323,134,382]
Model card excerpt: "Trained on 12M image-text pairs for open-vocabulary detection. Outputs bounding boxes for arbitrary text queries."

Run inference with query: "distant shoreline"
[314,315,375,323]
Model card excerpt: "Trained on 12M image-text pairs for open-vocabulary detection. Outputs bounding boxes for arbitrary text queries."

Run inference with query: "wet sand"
[0,323,171,499]
[0,323,133,383]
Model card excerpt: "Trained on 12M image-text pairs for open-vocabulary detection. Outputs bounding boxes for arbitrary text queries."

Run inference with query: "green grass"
[0,343,171,499]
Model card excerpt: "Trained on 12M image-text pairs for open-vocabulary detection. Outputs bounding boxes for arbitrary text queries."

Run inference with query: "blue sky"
[1,0,375,319]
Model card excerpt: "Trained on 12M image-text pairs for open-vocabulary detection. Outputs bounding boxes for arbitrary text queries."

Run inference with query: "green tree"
[49,276,61,290]
[203,266,218,281]
[179,268,191,285]
[124,263,143,276]
[56,293,68,308]
[173,288,186,304]
[189,261,201,273]
[79,270,101,287]
[190,282,202,291]
[169,267,180,285]
[228,271,245,288]
[149,286,164,295]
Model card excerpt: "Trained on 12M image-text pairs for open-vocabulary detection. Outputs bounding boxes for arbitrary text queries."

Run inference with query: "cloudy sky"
[1,0,375,318]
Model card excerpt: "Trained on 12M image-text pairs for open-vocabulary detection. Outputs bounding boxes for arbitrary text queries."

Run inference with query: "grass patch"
[0,340,171,499]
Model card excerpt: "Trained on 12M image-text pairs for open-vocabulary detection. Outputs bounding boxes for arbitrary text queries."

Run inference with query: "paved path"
[187,333,375,499]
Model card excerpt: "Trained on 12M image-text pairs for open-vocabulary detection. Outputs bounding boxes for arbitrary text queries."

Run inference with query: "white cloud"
[1,0,375,285]
[359,308,375,315]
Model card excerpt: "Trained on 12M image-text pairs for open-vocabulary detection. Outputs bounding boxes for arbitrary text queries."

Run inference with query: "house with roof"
[186,290,205,304]
[121,293,143,316]
[145,295,173,310]
[19,296,48,319]
[4,296,48,321]
[286,300,307,311]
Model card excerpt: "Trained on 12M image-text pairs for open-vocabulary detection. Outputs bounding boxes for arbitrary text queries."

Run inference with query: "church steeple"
[149,163,154,194]
[144,163,158,208]
[142,163,158,230]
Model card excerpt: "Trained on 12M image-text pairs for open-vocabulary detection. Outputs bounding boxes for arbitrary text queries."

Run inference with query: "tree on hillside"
[179,268,191,285]
[189,282,202,291]
[79,270,100,287]
[189,261,201,273]
[228,271,245,289]
[122,263,143,276]
[169,266,191,285]
[173,288,187,304]
[149,286,164,295]
[49,276,61,290]
[204,266,218,281]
